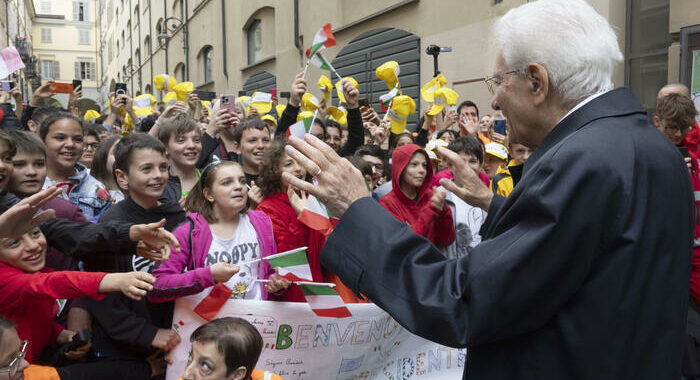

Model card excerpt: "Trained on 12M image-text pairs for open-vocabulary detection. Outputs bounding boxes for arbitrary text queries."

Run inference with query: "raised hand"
[429,188,447,213]
[248,181,263,208]
[289,72,307,107]
[282,135,370,217]
[30,82,55,106]
[287,186,308,216]
[0,187,61,238]
[341,79,359,109]
[436,146,493,211]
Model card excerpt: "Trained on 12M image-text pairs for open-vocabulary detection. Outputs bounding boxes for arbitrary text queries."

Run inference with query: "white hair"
[493,0,623,105]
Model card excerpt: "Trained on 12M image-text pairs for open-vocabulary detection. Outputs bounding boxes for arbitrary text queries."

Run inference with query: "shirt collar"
[558,90,610,125]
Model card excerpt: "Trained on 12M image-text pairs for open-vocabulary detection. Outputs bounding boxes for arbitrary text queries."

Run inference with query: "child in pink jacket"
[150,161,289,301]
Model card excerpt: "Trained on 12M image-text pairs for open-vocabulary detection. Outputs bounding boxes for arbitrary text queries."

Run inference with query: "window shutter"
[75,62,81,80]
[73,1,79,21]
[89,63,96,80]
[53,61,59,79]
[84,2,89,22]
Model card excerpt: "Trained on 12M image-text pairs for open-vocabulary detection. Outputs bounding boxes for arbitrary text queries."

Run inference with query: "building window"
[247,19,262,65]
[174,63,185,82]
[75,61,96,81]
[41,28,52,43]
[73,1,88,22]
[626,0,670,112]
[40,60,59,79]
[108,38,114,62]
[201,46,213,83]
[144,36,151,55]
[78,30,90,45]
[40,1,51,13]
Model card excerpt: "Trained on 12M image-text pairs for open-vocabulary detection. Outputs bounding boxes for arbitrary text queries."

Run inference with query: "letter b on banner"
[276,324,293,349]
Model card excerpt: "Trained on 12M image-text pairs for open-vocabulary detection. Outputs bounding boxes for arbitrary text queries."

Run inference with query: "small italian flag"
[267,247,313,282]
[306,49,333,71]
[307,24,336,58]
[298,283,352,318]
[379,86,400,112]
[299,194,338,236]
[286,114,315,140]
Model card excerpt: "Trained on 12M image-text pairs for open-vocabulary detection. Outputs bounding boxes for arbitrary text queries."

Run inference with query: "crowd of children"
[0,68,569,380]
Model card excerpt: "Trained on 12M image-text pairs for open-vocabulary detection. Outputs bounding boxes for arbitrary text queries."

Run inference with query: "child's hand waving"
[99,271,156,300]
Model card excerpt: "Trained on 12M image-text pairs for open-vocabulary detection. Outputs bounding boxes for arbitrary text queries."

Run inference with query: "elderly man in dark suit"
[281,0,694,378]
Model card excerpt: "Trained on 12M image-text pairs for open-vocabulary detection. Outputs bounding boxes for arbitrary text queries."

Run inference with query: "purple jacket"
[149,211,277,301]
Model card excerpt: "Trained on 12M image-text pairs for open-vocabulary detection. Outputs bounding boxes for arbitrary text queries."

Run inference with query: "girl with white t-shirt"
[149,161,289,302]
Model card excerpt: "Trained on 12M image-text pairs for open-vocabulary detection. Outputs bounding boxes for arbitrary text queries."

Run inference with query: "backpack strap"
[187,218,195,271]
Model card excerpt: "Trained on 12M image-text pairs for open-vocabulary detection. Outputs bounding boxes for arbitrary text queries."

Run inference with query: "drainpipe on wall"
[294,0,304,62]
[221,0,227,80]
[183,0,189,81]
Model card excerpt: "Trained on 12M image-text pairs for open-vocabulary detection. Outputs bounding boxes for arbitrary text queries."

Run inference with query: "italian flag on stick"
[298,283,352,318]
[308,24,336,58]
[267,247,313,282]
[286,113,316,140]
[306,49,333,71]
[299,194,338,236]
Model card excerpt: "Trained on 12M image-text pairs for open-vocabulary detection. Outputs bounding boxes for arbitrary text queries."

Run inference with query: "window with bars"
[41,28,52,43]
[75,61,96,81]
[78,30,90,45]
[73,1,88,22]
[40,60,59,79]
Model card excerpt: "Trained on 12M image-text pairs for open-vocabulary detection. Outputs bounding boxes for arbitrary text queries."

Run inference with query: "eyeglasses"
[484,70,522,95]
[660,120,691,134]
[82,143,99,151]
[0,340,28,377]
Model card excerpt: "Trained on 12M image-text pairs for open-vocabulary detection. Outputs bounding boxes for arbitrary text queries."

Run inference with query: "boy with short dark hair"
[86,133,185,378]
[156,113,202,203]
[491,141,533,198]
[232,117,271,185]
[441,136,488,259]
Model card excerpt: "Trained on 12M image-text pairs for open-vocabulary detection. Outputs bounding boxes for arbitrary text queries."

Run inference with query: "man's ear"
[653,115,661,129]
[227,366,247,380]
[525,63,549,106]
[114,168,129,192]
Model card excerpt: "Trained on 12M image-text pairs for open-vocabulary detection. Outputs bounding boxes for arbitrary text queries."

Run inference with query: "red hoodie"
[682,120,700,156]
[685,151,700,305]
[257,192,325,302]
[0,262,106,363]
[379,144,455,247]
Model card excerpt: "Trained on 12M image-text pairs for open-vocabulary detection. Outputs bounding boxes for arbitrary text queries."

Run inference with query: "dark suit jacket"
[322,88,694,379]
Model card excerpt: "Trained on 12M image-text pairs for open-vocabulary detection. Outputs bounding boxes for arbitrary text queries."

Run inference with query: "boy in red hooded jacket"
[379,144,455,247]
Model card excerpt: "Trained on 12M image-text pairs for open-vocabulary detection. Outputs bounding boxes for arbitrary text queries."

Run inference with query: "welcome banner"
[166,292,466,380]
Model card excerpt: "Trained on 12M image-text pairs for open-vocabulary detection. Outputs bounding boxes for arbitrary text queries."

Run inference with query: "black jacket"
[322,88,694,379]
[88,197,185,361]
[276,103,364,156]
[0,191,137,258]
[88,197,186,273]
